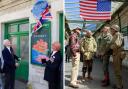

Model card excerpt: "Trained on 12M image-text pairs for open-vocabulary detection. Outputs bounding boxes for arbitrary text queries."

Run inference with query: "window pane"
[10,36,17,54]
[19,23,29,32]
[20,36,29,60]
[8,25,17,33]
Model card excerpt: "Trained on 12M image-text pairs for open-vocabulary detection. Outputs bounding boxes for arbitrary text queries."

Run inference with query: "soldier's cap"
[86,30,93,35]
[72,28,81,34]
[111,25,120,32]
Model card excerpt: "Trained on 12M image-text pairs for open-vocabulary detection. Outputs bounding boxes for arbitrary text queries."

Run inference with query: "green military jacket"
[98,33,112,55]
[110,32,124,55]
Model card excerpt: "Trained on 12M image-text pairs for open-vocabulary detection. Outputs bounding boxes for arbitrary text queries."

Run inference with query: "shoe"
[87,76,93,80]
[102,81,110,87]
[81,79,85,82]
[101,79,106,83]
[69,83,79,88]
[112,85,123,89]
[102,73,109,83]
[77,80,82,84]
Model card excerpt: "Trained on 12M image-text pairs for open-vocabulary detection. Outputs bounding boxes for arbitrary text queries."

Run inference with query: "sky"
[65,0,97,31]
[65,0,123,31]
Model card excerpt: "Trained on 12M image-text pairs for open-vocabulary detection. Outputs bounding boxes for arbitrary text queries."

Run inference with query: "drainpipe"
[81,20,86,38]
[127,25,128,36]
[118,13,122,32]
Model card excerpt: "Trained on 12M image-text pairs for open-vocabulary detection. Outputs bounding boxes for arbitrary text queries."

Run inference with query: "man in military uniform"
[110,25,124,89]
[69,28,81,88]
[97,26,112,87]
[80,30,97,81]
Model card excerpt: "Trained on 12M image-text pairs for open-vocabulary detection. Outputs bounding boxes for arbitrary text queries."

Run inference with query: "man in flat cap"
[110,25,124,89]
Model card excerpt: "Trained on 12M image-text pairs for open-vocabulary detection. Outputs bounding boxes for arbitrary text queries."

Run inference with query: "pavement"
[15,80,27,89]
[65,58,128,89]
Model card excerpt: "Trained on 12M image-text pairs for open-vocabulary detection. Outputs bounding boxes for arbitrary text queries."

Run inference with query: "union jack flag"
[41,5,52,19]
[32,4,52,33]
[32,21,42,33]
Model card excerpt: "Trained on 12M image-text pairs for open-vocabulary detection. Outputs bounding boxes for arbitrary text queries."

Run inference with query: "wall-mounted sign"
[31,21,51,65]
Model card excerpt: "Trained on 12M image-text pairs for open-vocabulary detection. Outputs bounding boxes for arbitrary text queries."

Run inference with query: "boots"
[102,73,110,87]
[82,67,87,81]
[87,72,93,80]
[87,66,93,80]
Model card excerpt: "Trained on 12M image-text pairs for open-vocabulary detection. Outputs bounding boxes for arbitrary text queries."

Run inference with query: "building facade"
[0,0,63,89]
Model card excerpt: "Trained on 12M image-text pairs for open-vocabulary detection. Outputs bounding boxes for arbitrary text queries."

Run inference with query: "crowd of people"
[65,25,126,89]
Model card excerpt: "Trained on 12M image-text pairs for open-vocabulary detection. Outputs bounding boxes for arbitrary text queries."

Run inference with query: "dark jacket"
[43,51,62,83]
[2,47,19,73]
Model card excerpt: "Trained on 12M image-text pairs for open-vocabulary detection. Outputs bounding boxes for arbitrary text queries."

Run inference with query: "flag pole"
[81,20,86,38]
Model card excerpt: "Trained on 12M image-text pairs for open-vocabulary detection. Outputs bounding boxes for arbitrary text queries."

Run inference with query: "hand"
[100,53,104,56]
[18,58,21,61]
[72,56,77,60]
[41,58,47,63]
[36,58,42,63]
[15,63,19,67]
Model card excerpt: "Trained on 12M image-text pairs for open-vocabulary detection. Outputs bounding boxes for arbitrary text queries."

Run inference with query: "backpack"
[120,36,126,60]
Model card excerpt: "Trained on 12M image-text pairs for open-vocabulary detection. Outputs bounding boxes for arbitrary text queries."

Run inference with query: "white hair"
[3,39,10,46]
[52,41,61,51]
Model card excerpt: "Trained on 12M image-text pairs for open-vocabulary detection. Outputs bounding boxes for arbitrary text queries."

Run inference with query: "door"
[5,19,29,81]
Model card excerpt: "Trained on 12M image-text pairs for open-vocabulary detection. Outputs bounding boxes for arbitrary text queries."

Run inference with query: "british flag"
[32,21,42,33]
[32,4,52,33]
[41,5,52,19]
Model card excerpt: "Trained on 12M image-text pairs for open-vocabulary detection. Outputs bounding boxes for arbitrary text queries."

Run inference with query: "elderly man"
[2,39,20,89]
[37,42,62,89]
[110,25,124,89]
[98,26,112,87]
[69,29,81,88]
[80,30,97,81]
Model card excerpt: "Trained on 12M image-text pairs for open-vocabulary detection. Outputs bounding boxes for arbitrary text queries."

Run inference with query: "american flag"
[79,0,111,20]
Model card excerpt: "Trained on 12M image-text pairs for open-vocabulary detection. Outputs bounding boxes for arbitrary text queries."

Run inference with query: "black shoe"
[112,85,123,89]
[102,81,110,87]
[101,79,106,83]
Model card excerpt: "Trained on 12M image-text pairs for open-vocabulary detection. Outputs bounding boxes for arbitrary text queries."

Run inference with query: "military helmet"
[111,25,120,32]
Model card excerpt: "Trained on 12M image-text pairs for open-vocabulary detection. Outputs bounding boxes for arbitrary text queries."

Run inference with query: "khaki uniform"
[111,32,124,88]
[81,36,97,60]
[70,53,80,85]
[98,33,112,74]
[69,33,80,85]
[80,36,97,78]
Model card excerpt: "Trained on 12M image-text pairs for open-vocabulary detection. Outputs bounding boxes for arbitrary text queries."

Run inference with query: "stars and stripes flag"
[79,0,111,20]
